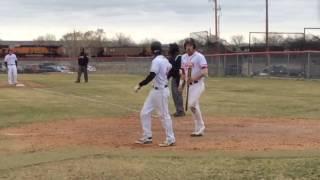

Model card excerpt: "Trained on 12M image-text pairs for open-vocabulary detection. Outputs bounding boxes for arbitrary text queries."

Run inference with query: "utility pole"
[214,0,219,41]
[209,0,220,41]
[266,0,269,52]
[266,0,270,66]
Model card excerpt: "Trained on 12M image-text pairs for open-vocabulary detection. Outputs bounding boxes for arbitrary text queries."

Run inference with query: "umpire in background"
[168,43,185,117]
[75,48,89,83]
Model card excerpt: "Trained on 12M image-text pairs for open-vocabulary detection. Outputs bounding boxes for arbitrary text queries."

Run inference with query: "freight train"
[0,42,166,57]
[0,45,64,57]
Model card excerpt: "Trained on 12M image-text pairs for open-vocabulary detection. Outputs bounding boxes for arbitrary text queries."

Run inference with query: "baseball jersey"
[150,55,172,88]
[181,51,208,82]
[4,54,18,65]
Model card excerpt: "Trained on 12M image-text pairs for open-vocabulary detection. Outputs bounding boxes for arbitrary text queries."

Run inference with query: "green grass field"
[0,74,320,179]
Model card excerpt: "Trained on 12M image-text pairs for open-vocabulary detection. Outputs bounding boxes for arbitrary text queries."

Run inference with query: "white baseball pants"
[188,81,205,133]
[140,88,175,143]
[7,65,18,85]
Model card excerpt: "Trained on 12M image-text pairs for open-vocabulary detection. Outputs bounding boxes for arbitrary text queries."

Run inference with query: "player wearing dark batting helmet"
[150,41,162,55]
[134,41,176,147]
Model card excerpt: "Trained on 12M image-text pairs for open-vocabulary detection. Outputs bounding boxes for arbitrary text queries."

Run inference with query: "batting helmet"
[168,43,180,56]
[150,41,162,55]
[184,38,197,49]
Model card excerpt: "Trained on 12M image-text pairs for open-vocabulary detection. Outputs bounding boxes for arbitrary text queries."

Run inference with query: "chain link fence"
[3,51,320,79]
[206,51,320,79]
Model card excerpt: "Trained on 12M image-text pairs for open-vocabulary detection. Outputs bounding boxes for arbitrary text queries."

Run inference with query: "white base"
[15,84,25,87]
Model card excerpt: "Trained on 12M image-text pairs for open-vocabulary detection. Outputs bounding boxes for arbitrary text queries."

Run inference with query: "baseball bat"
[185,67,192,112]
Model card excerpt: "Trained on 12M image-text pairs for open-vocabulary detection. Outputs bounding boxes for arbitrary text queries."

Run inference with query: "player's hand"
[187,78,194,84]
[134,84,141,93]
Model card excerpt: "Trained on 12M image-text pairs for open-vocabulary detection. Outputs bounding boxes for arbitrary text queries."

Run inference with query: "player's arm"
[139,72,156,87]
[178,69,186,92]
[4,56,8,68]
[85,54,89,66]
[135,60,159,92]
[191,67,208,82]
[134,72,156,92]
[167,68,173,80]
[15,55,18,66]
[190,55,208,82]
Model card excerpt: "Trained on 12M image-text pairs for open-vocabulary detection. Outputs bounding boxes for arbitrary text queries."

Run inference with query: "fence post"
[251,55,254,76]
[224,55,226,76]
[287,53,290,77]
[217,56,220,76]
[248,54,253,76]
[236,55,239,76]
[125,56,128,74]
[307,52,311,79]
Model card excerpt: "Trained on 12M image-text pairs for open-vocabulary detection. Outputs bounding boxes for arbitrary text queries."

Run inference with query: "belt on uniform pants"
[189,81,198,85]
[154,85,168,90]
[8,64,16,66]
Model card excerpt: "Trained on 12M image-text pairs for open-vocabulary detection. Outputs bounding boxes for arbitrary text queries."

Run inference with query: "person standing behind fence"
[75,48,89,83]
[4,49,18,86]
[168,43,185,117]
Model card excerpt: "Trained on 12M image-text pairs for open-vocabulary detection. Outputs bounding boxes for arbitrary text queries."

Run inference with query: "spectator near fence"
[75,48,89,83]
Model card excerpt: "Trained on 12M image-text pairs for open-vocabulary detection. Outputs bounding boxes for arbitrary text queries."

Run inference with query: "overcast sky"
[0,0,319,43]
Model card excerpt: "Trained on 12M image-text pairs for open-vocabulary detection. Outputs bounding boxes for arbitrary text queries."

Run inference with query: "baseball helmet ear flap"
[184,38,196,50]
[150,41,162,55]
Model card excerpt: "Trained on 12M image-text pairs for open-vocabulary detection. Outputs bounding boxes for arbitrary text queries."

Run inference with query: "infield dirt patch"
[1,115,319,152]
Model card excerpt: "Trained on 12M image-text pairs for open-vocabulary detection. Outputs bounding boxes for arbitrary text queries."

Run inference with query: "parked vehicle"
[254,65,305,77]
[87,65,96,72]
[56,65,71,73]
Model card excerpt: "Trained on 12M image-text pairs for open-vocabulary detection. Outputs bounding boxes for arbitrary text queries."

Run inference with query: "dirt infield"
[0,115,320,152]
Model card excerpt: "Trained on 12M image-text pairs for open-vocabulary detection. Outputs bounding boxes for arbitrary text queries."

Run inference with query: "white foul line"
[33,88,141,113]
[0,88,161,137]
[33,88,160,118]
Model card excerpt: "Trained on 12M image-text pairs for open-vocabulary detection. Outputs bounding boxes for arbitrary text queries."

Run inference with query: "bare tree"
[268,34,284,45]
[60,29,108,57]
[140,38,158,46]
[60,31,85,57]
[231,35,244,47]
[34,34,57,42]
[111,33,135,47]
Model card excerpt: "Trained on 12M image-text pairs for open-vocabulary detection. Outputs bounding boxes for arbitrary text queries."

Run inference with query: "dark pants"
[171,78,184,114]
[76,65,88,82]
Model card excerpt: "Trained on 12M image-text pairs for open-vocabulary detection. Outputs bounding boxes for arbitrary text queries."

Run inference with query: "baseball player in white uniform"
[4,49,18,85]
[180,38,208,137]
[134,41,176,147]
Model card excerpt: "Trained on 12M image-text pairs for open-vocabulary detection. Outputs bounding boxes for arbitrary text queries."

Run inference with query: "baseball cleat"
[173,112,186,117]
[190,127,205,137]
[190,133,203,137]
[135,137,152,144]
[158,141,175,147]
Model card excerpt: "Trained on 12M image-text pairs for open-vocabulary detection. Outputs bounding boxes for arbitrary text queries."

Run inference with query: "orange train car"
[0,45,64,57]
